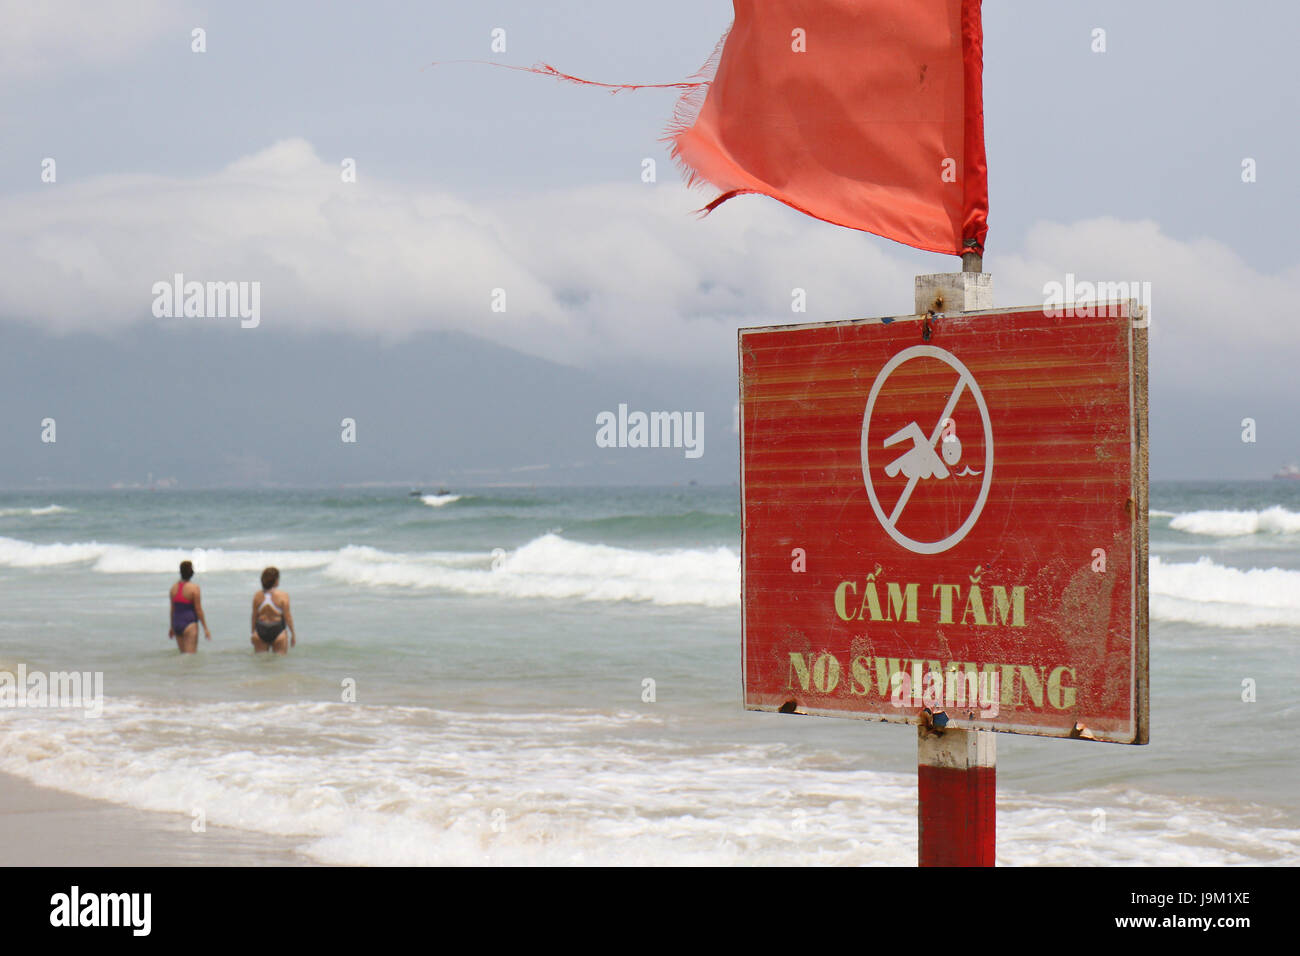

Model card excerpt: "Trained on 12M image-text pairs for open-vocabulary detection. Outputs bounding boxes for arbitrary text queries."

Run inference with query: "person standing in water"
[250,566,296,655]
[169,560,212,653]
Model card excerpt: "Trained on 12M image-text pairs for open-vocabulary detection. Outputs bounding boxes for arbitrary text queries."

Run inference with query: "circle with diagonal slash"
[861,345,994,554]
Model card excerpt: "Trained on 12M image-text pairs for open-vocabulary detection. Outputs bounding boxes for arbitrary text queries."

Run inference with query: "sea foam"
[1168,506,1300,537]
[0,505,69,517]
[2,533,1295,624]
[420,494,463,508]
[323,533,740,607]
[0,698,1294,867]
[1150,555,1300,628]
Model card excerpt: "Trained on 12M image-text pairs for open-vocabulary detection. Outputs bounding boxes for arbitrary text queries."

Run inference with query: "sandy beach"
[0,771,315,866]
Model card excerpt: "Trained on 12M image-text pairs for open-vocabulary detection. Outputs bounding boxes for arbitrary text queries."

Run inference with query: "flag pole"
[912,266,995,867]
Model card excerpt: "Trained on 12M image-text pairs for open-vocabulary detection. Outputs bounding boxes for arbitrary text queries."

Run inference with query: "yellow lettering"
[887,582,920,622]
[921,670,944,708]
[834,581,857,621]
[945,665,979,707]
[875,658,908,698]
[932,583,959,623]
[961,585,989,626]
[858,580,884,621]
[850,656,872,696]
[999,664,1018,708]
[1047,666,1077,709]
[812,652,840,693]
[1016,665,1046,708]
[990,586,1027,627]
[788,653,811,692]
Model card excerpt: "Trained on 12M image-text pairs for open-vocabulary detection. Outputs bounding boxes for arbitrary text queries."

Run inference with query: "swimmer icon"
[883,422,951,480]
[861,345,994,554]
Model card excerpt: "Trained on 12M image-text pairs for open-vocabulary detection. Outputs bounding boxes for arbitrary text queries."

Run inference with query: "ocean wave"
[323,534,740,607]
[0,536,332,573]
[0,699,1294,866]
[0,505,70,517]
[1150,556,1300,628]
[0,533,740,608]
[1166,506,1300,537]
[5,530,1294,623]
[420,494,464,508]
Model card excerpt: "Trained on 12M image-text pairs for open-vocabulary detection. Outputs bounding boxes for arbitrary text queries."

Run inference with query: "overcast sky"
[2,0,1297,486]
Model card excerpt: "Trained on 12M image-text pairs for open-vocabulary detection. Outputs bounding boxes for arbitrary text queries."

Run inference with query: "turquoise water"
[0,483,1296,865]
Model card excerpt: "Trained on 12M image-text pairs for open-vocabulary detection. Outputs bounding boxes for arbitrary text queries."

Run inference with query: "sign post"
[913,271,996,868]
[738,272,1148,867]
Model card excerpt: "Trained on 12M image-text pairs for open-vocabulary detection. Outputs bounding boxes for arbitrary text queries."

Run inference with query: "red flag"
[668,0,988,257]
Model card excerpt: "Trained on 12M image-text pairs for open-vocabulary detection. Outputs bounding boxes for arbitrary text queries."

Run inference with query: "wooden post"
[913,268,995,867]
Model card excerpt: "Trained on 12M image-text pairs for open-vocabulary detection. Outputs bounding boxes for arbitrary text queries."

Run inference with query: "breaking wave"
[1167,506,1300,537]
[1150,555,1300,629]
[0,505,70,517]
[0,533,740,608]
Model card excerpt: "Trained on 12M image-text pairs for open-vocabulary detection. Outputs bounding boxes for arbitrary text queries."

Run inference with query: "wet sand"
[0,771,317,866]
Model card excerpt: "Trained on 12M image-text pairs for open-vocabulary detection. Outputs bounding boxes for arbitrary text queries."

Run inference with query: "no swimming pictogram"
[860,345,994,554]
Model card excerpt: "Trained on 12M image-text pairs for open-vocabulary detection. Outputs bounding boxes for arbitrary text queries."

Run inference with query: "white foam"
[0,699,1294,866]
[0,504,69,517]
[420,494,463,507]
[1168,506,1300,537]
[324,534,740,607]
[5,529,1295,625]
[0,532,738,607]
[0,536,332,573]
[1150,555,1300,628]
[1148,509,1175,518]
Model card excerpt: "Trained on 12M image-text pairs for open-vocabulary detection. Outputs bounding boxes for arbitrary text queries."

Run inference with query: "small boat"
[1274,463,1300,480]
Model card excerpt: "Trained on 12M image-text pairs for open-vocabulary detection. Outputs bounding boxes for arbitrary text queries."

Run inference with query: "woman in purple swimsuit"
[169,560,211,653]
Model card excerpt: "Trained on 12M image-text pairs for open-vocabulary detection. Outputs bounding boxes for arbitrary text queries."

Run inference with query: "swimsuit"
[171,581,198,635]
[255,589,287,645]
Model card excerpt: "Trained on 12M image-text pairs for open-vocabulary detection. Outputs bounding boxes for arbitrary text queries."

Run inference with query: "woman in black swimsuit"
[250,566,296,655]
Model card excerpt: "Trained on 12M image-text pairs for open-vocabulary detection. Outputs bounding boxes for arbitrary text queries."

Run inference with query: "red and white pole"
[913,269,996,867]
[918,725,996,866]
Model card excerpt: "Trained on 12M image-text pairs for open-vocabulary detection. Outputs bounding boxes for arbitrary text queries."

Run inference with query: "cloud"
[0,138,914,367]
[2,137,1296,385]
[0,0,192,81]
[994,219,1300,383]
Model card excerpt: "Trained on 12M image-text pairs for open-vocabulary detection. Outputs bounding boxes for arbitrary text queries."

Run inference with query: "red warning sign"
[739,303,1149,743]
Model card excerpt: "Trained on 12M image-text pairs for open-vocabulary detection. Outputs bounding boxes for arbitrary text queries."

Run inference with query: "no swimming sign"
[739,301,1149,743]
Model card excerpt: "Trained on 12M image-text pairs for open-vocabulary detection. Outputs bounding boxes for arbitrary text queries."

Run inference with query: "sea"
[0,482,1297,865]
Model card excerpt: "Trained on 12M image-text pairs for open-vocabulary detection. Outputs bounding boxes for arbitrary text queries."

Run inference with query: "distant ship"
[1274,463,1300,480]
